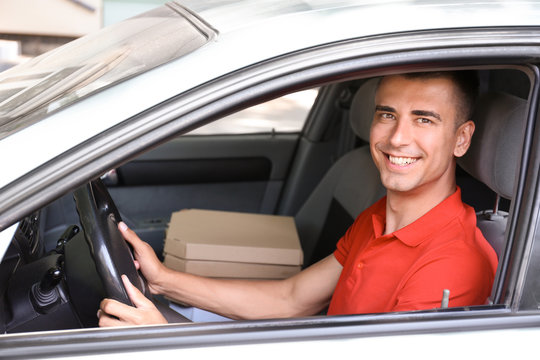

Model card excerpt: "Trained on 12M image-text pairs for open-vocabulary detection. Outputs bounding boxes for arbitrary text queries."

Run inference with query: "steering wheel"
[73,178,148,305]
[73,179,190,323]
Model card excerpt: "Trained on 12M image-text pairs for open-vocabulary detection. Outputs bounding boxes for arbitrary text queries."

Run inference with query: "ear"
[454,120,475,157]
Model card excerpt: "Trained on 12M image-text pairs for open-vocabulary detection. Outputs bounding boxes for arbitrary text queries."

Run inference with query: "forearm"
[154,255,342,320]
[118,222,316,320]
[154,268,310,319]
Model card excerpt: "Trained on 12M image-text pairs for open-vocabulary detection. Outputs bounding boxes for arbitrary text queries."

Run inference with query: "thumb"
[118,222,143,247]
[122,274,153,308]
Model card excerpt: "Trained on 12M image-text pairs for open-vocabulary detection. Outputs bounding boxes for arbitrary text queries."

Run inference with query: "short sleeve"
[333,230,350,266]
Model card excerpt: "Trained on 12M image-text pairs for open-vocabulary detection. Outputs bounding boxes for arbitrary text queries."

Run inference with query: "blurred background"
[0,0,167,71]
[0,0,317,134]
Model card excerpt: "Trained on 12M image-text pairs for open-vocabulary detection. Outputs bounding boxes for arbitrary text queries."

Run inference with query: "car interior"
[0,66,532,333]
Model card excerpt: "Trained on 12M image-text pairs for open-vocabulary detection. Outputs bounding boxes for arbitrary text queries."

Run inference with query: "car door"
[3,7,540,359]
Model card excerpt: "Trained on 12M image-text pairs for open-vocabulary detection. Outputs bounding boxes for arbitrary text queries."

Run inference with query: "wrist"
[150,264,174,295]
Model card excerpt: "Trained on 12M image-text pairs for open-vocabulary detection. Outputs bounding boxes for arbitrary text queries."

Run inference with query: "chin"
[379,174,417,192]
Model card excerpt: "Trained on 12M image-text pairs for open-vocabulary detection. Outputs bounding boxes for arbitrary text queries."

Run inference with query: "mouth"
[387,154,419,167]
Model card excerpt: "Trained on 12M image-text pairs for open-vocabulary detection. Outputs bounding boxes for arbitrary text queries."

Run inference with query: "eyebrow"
[375,105,396,113]
[412,110,441,121]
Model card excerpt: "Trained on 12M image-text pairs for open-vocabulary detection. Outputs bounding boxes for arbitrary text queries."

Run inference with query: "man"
[98,71,498,326]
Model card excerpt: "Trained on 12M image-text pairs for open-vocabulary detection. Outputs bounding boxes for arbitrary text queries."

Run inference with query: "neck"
[384,179,457,235]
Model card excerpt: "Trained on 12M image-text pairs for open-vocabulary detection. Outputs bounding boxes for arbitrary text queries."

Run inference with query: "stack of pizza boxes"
[163,209,303,280]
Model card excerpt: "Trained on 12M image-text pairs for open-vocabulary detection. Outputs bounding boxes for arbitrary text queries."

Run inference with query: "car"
[1,0,540,358]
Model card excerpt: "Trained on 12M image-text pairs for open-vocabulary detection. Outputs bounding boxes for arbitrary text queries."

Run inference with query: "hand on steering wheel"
[74,178,190,325]
[97,275,167,327]
[74,179,148,305]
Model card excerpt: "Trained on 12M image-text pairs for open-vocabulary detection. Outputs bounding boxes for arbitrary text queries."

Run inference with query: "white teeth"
[389,155,418,166]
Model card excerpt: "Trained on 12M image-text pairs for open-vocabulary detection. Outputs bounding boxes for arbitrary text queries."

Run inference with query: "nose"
[388,118,413,147]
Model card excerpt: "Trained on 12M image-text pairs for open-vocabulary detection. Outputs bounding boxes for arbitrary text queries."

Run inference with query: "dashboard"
[1,211,104,333]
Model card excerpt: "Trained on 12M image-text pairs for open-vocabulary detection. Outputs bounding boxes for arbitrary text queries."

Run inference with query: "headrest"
[349,77,380,142]
[458,92,527,199]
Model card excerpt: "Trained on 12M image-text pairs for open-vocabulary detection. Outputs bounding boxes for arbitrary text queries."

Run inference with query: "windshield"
[0,1,216,140]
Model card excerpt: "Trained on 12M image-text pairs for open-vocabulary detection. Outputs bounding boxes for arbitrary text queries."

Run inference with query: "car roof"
[188,0,540,30]
[0,0,539,198]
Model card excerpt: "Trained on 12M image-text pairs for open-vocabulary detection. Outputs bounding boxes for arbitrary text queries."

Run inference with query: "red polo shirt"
[327,188,498,315]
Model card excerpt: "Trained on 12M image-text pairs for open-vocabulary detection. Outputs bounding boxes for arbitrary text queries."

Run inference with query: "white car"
[1,0,540,358]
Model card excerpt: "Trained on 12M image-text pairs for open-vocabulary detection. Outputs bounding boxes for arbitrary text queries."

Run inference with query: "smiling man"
[327,73,497,314]
[98,71,498,326]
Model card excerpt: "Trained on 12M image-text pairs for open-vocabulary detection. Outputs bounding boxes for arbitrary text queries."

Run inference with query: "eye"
[380,113,395,120]
[417,117,433,124]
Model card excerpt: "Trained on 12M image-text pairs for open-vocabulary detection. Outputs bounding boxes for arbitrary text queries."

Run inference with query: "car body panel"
[2,308,540,358]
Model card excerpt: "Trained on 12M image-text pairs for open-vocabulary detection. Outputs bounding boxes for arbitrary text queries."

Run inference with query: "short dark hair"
[400,70,479,126]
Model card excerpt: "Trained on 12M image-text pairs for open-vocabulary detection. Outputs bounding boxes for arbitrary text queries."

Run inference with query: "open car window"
[1,66,534,328]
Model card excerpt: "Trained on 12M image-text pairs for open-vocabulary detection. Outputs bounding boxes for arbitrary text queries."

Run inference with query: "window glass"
[0,4,214,140]
[188,88,318,135]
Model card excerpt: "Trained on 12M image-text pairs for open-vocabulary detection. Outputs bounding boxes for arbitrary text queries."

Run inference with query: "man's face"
[369,75,474,195]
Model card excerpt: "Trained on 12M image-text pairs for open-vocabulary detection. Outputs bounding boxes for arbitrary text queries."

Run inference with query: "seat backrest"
[295,78,385,266]
[457,91,528,258]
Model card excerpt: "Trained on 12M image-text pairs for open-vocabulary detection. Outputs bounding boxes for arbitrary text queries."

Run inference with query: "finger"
[118,222,143,247]
[121,275,167,325]
[117,222,144,269]
[99,298,137,325]
[97,308,127,327]
[122,274,153,308]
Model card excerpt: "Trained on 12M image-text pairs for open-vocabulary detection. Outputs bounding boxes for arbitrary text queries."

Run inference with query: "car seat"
[295,78,386,267]
[457,91,528,258]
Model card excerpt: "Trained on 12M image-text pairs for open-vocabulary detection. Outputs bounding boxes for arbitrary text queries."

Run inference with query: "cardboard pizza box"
[163,253,301,280]
[163,209,303,267]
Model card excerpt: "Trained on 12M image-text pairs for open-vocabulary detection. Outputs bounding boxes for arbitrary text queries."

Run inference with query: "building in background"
[0,0,166,68]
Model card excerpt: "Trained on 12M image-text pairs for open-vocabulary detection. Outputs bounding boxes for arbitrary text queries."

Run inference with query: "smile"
[388,155,419,166]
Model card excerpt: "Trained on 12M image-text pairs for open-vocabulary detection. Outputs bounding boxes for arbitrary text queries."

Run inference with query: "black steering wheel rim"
[73,178,190,323]
[73,178,148,305]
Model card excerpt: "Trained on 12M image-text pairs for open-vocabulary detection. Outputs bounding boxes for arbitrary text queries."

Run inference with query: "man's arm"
[158,252,342,320]
[98,223,343,326]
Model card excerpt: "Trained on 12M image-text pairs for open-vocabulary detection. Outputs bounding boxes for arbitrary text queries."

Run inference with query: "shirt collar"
[371,187,466,247]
